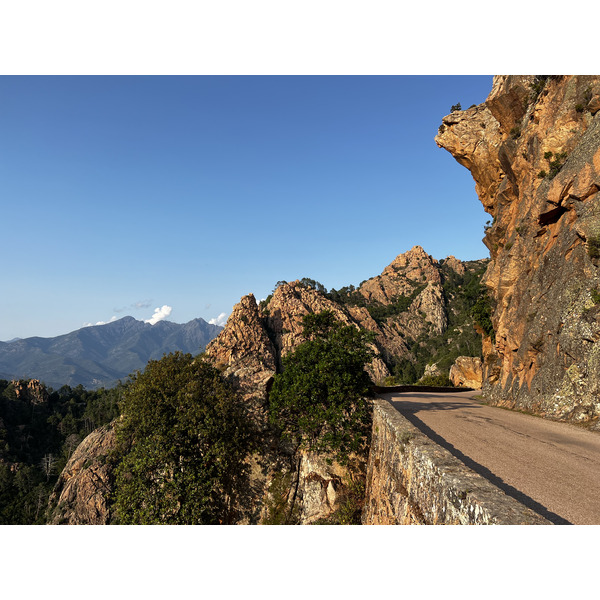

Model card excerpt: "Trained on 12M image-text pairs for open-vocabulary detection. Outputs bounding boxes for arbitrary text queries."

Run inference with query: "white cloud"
[133,300,153,310]
[145,305,173,325]
[83,315,118,327]
[209,312,228,327]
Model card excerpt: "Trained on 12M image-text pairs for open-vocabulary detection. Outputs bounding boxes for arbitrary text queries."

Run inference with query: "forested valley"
[0,379,120,523]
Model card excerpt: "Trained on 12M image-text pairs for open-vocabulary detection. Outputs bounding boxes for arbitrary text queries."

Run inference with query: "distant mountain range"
[0,317,223,390]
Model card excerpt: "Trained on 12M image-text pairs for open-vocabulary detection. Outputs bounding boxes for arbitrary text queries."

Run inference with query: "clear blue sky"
[1,75,494,339]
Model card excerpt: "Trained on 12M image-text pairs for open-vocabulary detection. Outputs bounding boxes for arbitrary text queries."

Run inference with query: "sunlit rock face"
[450,356,483,389]
[47,422,116,525]
[437,75,600,424]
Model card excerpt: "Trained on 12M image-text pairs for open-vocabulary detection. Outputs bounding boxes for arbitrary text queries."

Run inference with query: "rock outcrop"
[47,243,487,524]
[359,245,442,303]
[11,379,48,404]
[206,294,277,419]
[344,246,479,372]
[47,422,116,525]
[264,281,390,381]
[437,75,600,424]
[201,249,486,523]
[449,356,483,389]
[206,283,386,523]
[295,452,351,524]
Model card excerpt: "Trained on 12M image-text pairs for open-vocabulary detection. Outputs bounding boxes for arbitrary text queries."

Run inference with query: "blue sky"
[1,75,494,339]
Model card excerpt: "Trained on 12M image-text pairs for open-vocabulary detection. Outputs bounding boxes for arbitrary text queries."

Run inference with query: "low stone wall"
[362,397,550,524]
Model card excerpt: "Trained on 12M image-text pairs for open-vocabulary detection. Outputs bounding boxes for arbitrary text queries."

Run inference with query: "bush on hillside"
[111,352,253,524]
[268,311,375,465]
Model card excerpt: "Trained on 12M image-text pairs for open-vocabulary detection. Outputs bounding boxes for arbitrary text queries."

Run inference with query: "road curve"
[381,390,600,525]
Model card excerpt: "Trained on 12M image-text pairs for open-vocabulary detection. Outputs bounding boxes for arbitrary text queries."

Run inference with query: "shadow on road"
[395,406,572,525]
[390,399,481,412]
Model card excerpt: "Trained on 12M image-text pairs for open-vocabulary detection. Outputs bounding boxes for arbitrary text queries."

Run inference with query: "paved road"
[382,390,600,525]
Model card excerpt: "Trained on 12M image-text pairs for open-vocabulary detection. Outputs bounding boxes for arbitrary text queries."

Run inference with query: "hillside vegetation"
[0,379,120,524]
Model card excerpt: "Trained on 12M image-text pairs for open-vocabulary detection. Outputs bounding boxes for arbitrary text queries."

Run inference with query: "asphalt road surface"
[381,390,600,525]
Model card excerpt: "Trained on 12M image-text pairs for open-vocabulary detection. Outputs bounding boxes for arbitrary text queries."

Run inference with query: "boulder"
[47,422,116,524]
[450,357,483,389]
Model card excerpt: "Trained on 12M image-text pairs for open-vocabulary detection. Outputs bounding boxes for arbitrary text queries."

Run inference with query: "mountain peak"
[0,316,223,389]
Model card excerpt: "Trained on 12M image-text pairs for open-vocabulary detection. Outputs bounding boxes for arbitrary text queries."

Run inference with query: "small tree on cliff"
[268,311,375,464]
[111,352,253,524]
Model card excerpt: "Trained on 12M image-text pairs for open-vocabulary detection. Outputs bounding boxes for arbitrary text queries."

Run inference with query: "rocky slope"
[205,285,385,524]
[206,245,487,395]
[353,246,453,368]
[47,422,116,524]
[437,75,600,424]
[202,249,487,523]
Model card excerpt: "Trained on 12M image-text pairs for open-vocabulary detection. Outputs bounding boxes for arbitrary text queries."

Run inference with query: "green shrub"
[366,285,425,324]
[548,152,568,178]
[268,311,374,465]
[451,102,462,112]
[262,471,300,525]
[588,236,600,259]
[471,288,495,342]
[417,374,453,387]
[539,150,568,179]
[111,352,253,524]
[259,294,272,309]
[530,76,549,102]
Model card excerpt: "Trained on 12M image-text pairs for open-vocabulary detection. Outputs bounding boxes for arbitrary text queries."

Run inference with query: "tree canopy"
[111,352,253,524]
[268,311,374,464]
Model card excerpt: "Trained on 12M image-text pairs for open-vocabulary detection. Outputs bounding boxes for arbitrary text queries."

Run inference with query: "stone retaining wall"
[362,397,550,524]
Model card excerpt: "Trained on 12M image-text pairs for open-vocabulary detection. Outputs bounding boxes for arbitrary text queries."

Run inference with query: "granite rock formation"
[11,379,48,404]
[437,75,600,424]
[206,294,277,421]
[201,251,485,523]
[449,356,483,389]
[46,223,488,524]
[205,284,383,523]
[47,422,116,524]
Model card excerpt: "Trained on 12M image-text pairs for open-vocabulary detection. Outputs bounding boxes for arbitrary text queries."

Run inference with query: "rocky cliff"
[47,422,116,524]
[355,245,448,362]
[201,250,486,523]
[205,284,385,523]
[437,75,600,425]
[206,246,487,395]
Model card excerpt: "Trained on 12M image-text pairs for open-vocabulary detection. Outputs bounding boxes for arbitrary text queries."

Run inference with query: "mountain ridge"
[0,316,223,390]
